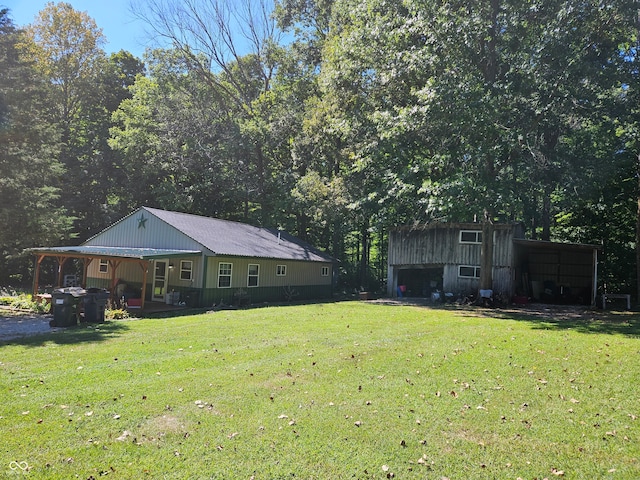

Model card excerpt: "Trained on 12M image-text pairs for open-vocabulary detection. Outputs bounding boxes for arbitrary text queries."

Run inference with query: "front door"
[152,260,168,302]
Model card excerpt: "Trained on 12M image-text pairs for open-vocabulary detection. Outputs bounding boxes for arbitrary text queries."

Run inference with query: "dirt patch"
[368,297,637,322]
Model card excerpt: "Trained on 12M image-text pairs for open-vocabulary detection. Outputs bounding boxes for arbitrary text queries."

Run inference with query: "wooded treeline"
[1,1,638,296]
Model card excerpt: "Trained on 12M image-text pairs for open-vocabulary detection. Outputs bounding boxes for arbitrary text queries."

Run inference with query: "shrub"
[0,296,13,306]
[1,294,51,313]
[106,308,129,320]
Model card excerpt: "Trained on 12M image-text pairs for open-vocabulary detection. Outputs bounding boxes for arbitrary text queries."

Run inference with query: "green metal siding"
[202,284,333,306]
[205,257,332,289]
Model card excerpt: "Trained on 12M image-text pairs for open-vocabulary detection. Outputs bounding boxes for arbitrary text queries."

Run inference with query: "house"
[387,222,600,305]
[31,207,335,309]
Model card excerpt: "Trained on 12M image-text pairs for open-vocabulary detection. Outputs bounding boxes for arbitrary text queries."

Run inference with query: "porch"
[29,246,201,311]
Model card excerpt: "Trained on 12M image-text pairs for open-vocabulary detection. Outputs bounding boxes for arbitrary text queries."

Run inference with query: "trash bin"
[51,288,82,327]
[184,289,198,307]
[82,288,110,323]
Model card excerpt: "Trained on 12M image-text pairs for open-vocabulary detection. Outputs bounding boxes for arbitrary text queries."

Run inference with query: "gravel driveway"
[0,310,61,341]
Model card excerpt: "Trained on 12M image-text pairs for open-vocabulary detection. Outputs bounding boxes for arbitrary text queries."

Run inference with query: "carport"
[513,239,600,306]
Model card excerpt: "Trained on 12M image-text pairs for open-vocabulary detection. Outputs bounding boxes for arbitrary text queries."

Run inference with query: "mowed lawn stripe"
[1,302,639,478]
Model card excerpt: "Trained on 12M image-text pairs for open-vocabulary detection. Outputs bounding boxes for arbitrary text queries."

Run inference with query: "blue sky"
[1,0,150,58]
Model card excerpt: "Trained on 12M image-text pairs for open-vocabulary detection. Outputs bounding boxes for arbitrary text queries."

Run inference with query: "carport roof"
[30,246,201,260]
[513,238,601,251]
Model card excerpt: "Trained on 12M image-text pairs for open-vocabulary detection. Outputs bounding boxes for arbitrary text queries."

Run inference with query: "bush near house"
[0,294,50,313]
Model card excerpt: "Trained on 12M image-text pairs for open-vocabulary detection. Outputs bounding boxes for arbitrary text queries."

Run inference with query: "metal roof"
[143,207,335,263]
[30,246,201,260]
[513,238,601,251]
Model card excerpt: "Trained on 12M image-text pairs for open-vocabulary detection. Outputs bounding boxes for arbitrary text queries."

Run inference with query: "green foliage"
[105,308,129,320]
[0,9,72,284]
[2,0,640,293]
[0,294,50,313]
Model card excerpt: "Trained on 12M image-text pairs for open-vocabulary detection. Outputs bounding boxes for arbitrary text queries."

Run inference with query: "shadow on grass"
[459,304,640,338]
[370,297,640,338]
[0,321,130,348]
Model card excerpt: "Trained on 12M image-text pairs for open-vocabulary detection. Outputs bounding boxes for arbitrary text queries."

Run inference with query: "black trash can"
[51,289,79,327]
[184,289,199,307]
[82,288,110,323]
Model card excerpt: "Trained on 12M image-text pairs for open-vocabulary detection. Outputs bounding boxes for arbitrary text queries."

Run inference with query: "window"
[460,230,482,244]
[321,266,329,276]
[247,264,259,287]
[99,259,108,273]
[218,262,232,288]
[458,265,481,278]
[276,265,287,276]
[180,260,193,281]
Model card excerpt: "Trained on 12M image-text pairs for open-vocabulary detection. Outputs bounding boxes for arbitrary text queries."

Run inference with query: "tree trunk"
[359,220,370,289]
[480,211,494,291]
[541,189,551,241]
[636,153,640,304]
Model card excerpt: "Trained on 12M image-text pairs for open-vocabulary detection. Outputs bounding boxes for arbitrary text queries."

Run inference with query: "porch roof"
[30,245,202,260]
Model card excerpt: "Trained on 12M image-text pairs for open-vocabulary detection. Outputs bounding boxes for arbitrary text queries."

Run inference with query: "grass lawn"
[1,301,639,479]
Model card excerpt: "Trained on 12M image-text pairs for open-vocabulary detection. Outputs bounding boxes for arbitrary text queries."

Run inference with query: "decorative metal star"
[137,213,147,229]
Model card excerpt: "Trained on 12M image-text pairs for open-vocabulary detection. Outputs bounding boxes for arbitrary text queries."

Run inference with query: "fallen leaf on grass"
[116,431,131,441]
[551,468,564,476]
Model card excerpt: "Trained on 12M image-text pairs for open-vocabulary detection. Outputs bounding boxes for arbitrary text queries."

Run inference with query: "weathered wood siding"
[389,223,524,297]
[389,223,520,267]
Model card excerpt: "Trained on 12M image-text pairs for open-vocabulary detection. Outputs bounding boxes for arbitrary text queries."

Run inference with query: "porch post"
[139,261,149,310]
[32,254,45,299]
[82,257,93,288]
[56,256,69,287]
[108,259,122,305]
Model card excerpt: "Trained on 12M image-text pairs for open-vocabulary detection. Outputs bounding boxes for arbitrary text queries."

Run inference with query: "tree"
[19,2,115,239]
[302,0,639,292]
[0,8,71,285]
[110,49,253,218]
[133,0,286,222]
